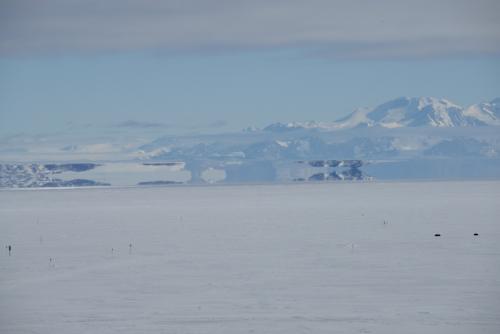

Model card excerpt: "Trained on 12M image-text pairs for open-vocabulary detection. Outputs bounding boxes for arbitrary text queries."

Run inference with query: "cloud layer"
[1,0,499,58]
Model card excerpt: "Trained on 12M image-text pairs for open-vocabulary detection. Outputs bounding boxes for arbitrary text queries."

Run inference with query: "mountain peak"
[335,96,492,128]
[262,96,500,133]
[415,96,460,109]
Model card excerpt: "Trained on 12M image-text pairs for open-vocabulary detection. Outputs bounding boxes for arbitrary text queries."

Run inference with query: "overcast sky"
[1,0,499,135]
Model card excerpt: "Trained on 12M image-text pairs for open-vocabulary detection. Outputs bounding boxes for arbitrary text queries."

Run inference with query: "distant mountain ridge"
[264,97,500,132]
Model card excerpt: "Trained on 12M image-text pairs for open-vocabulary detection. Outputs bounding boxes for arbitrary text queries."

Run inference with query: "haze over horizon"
[1,0,500,136]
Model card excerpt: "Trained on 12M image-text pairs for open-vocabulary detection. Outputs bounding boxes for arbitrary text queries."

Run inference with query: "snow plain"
[1,182,499,333]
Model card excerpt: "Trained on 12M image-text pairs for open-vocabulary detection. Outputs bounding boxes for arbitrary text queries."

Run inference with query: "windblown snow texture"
[1,182,499,333]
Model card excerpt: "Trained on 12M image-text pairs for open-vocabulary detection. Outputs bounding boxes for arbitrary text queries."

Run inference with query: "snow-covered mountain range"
[2,96,500,186]
[264,97,500,131]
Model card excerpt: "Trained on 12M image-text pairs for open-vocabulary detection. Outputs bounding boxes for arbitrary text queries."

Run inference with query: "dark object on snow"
[474,233,479,236]
[434,234,441,237]
[7,245,11,255]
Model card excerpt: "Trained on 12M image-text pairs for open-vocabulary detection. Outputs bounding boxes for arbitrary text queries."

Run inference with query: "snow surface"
[1,182,500,333]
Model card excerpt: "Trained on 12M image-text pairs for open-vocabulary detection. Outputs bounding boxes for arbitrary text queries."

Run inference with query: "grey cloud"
[1,0,499,58]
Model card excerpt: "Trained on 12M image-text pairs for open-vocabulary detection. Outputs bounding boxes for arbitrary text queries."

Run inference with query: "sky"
[1,0,500,135]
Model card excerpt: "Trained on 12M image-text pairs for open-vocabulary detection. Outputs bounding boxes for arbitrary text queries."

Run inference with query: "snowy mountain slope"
[463,98,500,126]
[335,97,500,128]
[263,97,500,131]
